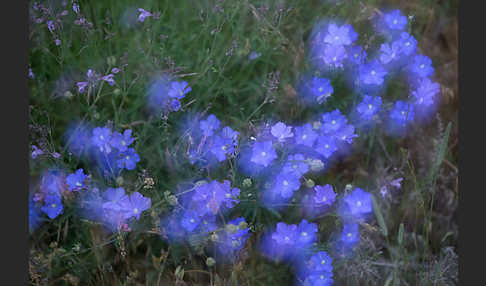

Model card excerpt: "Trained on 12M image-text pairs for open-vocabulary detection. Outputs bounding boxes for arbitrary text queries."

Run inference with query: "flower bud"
[206,257,216,267]
[242,178,252,188]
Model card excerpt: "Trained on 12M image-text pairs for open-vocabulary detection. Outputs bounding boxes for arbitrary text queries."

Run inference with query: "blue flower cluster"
[161,179,241,242]
[65,122,140,177]
[298,76,334,105]
[333,187,373,256]
[147,76,191,114]
[260,220,318,263]
[214,217,250,260]
[295,251,334,286]
[76,68,119,93]
[187,114,239,166]
[80,186,151,231]
[238,113,356,208]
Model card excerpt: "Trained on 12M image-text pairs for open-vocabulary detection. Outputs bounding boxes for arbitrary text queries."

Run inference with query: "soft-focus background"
[29,0,458,285]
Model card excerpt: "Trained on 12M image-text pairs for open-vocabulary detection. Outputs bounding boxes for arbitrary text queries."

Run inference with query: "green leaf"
[372,195,388,237]
[398,223,404,246]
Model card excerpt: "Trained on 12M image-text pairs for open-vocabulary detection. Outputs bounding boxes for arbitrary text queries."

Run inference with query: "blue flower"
[250,140,278,167]
[41,194,63,219]
[168,81,191,99]
[322,44,347,68]
[296,219,318,246]
[307,273,334,286]
[396,32,417,56]
[309,251,333,273]
[324,23,356,46]
[181,210,201,232]
[210,135,234,162]
[347,45,367,65]
[294,123,318,147]
[282,154,309,177]
[384,10,407,31]
[340,223,360,246]
[412,78,440,108]
[334,124,357,144]
[117,148,140,170]
[409,54,434,78]
[169,99,182,111]
[315,136,338,158]
[271,122,294,142]
[390,100,415,128]
[92,127,112,154]
[200,114,221,136]
[313,185,336,207]
[66,168,87,191]
[321,110,347,134]
[271,222,298,245]
[221,126,239,141]
[110,129,134,152]
[271,172,301,198]
[379,41,402,65]
[220,217,249,253]
[308,77,334,104]
[343,188,373,218]
[118,192,151,220]
[359,60,387,86]
[356,95,382,121]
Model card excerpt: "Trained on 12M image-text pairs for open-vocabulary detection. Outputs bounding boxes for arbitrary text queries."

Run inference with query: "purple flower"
[138,8,153,22]
[76,81,89,93]
[322,44,347,68]
[340,223,360,246]
[379,42,402,64]
[200,114,221,136]
[296,219,318,246]
[47,20,55,33]
[119,192,151,220]
[324,23,355,46]
[321,110,348,134]
[271,122,293,142]
[111,68,120,74]
[396,32,417,56]
[390,100,415,127]
[313,184,336,207]
[110,129,134,152]
[250,140,278,167]
[271,222,298,245]
[31,145,44,159]
[41,194,63,219]
[181,210,201,232]
[356,95,382,121]
[73,3,79,14]
[359,60,387,86]
[168,81,191,99]
[282,154,309,177]
[55,39,61,46]
[315,136,338,159]
[66,168,87,191]
[117,148,140,170]
[384,10,408,31]
[294,123,318,147]
[101,74,115,86]
[412,78,440,108]
[343,188,373,218]
[409,54,434,78]
[104,187,127,203]
[308,77,334,104]
[271,172,301,198]
[92,127,112,153]
[248,51,261,60]
[29,68,35,79]
[210,135,234,161]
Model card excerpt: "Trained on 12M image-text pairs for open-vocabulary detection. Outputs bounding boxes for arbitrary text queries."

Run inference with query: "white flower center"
[261,151,266,156]
[322,197,327,202]
[420,64,425,69]
[126,156,130,160]
[302,232,308,236]
[320,275,325,280]
[222,145,227,151]
[405,41,410,46]
[190,218,195,223]
[283,180,288,186]
[334,36,339,40]
[333,56,337,62]
[121,140,126,146]
[225,193,231,198]
[76,182,82,186]
[347,233,352,237]
[133,208,139,214]
[302,134,307,140]
[285,236,290,241]
[331,120,336,124]
[368,104,373,110]
[321,260,326,264]
[100,135,104,140]
[357,201,362,207]
[325,144,329,148]
[52,204,57,208]
[371,70,376,75]
[393,19,398,25]
[401,111,406,115]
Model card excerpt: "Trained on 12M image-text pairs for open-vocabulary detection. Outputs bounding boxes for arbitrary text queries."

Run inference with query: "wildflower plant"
[28,1,455,286]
